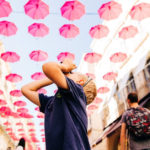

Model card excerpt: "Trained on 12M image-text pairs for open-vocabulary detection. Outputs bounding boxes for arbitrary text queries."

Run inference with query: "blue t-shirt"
[39,77,91,150]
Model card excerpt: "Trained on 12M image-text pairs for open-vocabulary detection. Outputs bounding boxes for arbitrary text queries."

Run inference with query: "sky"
[0,0,109,149]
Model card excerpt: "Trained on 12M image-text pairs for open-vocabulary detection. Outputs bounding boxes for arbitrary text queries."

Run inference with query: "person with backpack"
[120,92,150,150]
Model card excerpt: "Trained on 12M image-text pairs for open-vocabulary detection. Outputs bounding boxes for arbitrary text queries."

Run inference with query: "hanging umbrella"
[87,105,98,110]
[37,112,44,118]
[0,21,17,36]
[41,134,45,136]
[89,24,109,39]
[84,52,102,63]
[19,113,34,118]
[29,50,48,62]
[16,122,23,126]
[35,107,39,111]
[24,0,49,19]
[38,88,47,94]
[18,129,24,132]
[94,97,103,104]
[98,1,122,20]
[1,51,20,63]
[3,121,11,126]
[40,129,44,132]
[11,112,20,118]
[17,108,28,113]
[85,73,95,79]
[39,122,44,126]
[27,122,34,126]
[0,0,12,18]
[59,24,79,38]
[119,25,138,40]
[6,73,22,82]
[57,52,75,62]
[31,137,40,143]
[29,129,35,132]
[31,72,46,80]
[61,0,85,21]
[28,23,49,37]
[103,72,117,81]
[10,90,22,97]
[0,99,7,105]
[13,100,26,107]
[97,87,110,94]
[0,89,3,95]
[130,3,150,21]
[30,133,36,136]
[0,106,11,113]
[42,138,45,142]
[5,128,12,131]
[110,52,127,63]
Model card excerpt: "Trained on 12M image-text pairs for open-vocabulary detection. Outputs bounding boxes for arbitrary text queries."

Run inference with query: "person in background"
[21,59,97,150]
[120,92,150,150]
[16,138,25,150]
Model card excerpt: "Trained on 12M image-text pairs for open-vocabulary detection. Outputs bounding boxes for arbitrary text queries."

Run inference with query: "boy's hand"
[62,58,77,73]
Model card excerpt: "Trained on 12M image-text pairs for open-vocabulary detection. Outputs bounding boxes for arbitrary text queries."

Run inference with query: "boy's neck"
[130,102,139,108]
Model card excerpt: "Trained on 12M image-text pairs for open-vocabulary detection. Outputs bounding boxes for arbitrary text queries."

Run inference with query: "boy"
[21,59,97,150]
[120,93,150,150]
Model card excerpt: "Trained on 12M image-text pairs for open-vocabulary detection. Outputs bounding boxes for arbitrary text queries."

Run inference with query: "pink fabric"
[110,52,127,63]
[84,52,102,63]
[5,73,22,82]
[28,23,49,37]
[61,0,85,21]
[57,52,75,62]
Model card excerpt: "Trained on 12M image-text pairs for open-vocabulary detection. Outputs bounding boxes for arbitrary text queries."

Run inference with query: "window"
[126,73,136,93]
[144,58,150,81]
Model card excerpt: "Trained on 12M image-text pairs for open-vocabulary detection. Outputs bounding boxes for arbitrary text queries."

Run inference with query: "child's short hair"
[127,92,138,103]
[81,74,97,105]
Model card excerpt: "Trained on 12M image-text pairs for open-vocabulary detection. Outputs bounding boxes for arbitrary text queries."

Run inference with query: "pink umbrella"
[27,122,34,126]
[41,134,45,136]
[0,0,12,18]
[87,105,98,110]
[28,23,49,37]
[6,73,22,83]
[13,100,26,107]
[18,129,24,132]
[110,52,127,63]
[57,52,75,62]
[24,0,49,19]
[6,128,12,131]
[39,122,44,126]
[84,52,102,63]
[54,89,58,94]
[0,106,11,113]
[130,3,150,21]
[40,129,44,132]
[0,21,17,36]
[35,107,39,111]
[30,133,36,136]
[37,112,44,118]
[98,1,122,20]
[119,25,138,40]
[93,97,103,104]
[1,51,20,63]
[0,89,3,95]
[0,99,7,105]
[85,73,95,79]
[89,24,109,39]
[16,122,23,126]
[17,108,28,113]
[38,88,47,94]
[29,129,35,132]
[61,0,85,21]
[97,87,110,94]
[31,72,46,80]
[10,90,22,97]
[3,121,11,126]
[11,112,20,118]
[29,50,48,62]
[59,24,79,38]
[19,113,34,118]
[103,72,117,81]
[42,138,45,142]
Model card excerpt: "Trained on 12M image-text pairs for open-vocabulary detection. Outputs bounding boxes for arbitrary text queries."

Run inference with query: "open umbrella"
[103,72,117,81]
[13,100,26,107]
[59,24,79,38]
[27,122,34,126]
[28,23,49,37]
[89,24,109,39]
[57,52,75,62]
[31,72,46,80]
[110,52,127,63]
[17,108,28,113]
[98,1,122,20]
[38,88,47,94]
[29,50,48,62]
[0,89,3,95]
[24,0,49,19]
[0,0,12,18]
[3,121,11,126]
[6,73,22,82]
[0,21,17,36]
[0,99,7,105]
[39,122,44,126]
[35,107,39,111]
[11,112,20,118]
[84,52,102,63]
[130,3,150,21]
[97,87,110,94]
[10,90,22,97]
[16,122,23,126]
[87,105,98,110]
[119,25,138,40]
[19,113,34,118]
[37,112,44,118]
[29,129,35,132]
[61,0,85,21]
[1,51,20,63]
[93,97,103,104]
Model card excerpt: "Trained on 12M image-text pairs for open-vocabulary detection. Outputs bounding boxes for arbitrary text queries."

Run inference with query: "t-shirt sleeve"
[121,111,127,124]
[39,93,52,113]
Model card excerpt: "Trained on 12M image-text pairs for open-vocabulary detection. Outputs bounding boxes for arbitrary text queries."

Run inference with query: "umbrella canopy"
[28,23,49,37]
[119,25,138,40]
[17,108,28,113]
[3,121,11,126]
[98,1,122,20]
[35,107,39,111]
[59,24,79,38]
[103,72,117,81]
[110,52,127,63]
[0,89,3,95]
[130,3,150,21]
[0,21,17,36]
[89,24,109,39]
[11,112,20,118]
[5,73,22,82]
[85,73,96,79]
[37,112,44,118]
[10,90,22,97]
[39,122,44,126]
[97,87,110,94]
[1,51,20,63]
[0,0,12,18]
[87,104,98,110]
[19,113,34,118]
[31,72,46,80]
[27,122,34,126]
[29,50,48,62]
[29,129,35,132]
[24,0,49,19]
[38,88,47,94]
[16,122,23,126]
[84,52,102,63]
[57,52,75,62]
[0,99,7,105]
[13,100,26,107]
[93,97,103,104]
[61,0,85,21]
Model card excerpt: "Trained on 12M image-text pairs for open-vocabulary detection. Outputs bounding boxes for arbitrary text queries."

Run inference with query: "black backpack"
[126,107,150,139]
